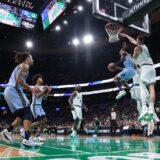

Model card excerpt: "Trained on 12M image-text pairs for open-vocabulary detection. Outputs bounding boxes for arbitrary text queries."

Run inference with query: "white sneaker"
[153,113,160,122]
[33,137,44,146]
[20,128,25,138]
[116,90,126,100]
[1,129,13,143]
[138,110,149,122]
[37,136,45,142]
[22,139,42,147]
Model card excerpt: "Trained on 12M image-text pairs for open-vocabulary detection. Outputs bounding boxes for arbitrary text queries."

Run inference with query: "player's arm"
[35,86,48,98]
[43,85,52,99]
[133,46,142,59]
[82,103,88,112]
[120,33,138,46]
[16,64,33,92]
[68,91,77,109]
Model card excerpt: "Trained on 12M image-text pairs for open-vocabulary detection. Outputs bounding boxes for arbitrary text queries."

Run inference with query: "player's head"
[111,108,115,112]
[15,51,33,66]
[32,74,43,85]
[136,35,145,45]
[75,85,81,92]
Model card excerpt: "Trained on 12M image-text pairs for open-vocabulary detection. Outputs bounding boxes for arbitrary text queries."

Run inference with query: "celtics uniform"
[72,91,83,120]
[134,44,156,85]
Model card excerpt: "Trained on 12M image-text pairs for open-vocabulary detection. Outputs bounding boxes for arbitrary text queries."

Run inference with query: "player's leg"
[70,108,77,138]
[147,120,155,137]
[138,82,149,121]
[114,75,127,100]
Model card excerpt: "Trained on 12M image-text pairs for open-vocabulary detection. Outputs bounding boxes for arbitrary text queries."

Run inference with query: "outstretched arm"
[120,33,138,46]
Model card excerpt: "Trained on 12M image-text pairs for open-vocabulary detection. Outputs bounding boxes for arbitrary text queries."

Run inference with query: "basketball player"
[20,74,51,142]
[113,42,136,100]
[1,51,40,147]
[131,70,159,118]
[121,34,156,122]
[68,85,88,138]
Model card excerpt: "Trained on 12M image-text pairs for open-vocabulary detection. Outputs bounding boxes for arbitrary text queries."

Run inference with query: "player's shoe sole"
[138,112,149,122]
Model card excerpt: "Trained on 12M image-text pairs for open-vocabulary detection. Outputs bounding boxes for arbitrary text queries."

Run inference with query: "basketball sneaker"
[22,138,42,147]
[116,90,126,100]
[1,129,13,143]
[138,107,149,122]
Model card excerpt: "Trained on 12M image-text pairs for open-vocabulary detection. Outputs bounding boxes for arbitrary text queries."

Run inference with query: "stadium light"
[63,20,68,25]
[83,34,94,45]
[86,0,92,2]
[72,38,80,46]
[26,40,33,48]
[78,5,83,11]
[128,0,133,3]
[55,25,61,31]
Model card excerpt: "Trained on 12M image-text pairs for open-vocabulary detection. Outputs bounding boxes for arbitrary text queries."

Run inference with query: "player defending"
[1,51,39,147]
[121,34,156,122]
[21,74,51,142]
[68,85,88,138]
[109,42,136,100]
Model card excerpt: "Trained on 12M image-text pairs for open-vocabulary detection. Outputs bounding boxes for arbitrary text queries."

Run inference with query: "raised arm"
[133,46,142,59]
[120,33,138,46]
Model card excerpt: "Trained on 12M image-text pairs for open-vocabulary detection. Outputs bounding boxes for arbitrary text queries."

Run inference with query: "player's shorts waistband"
[141,63,153,66]
[73,105,81,108]
[133,84,139,87]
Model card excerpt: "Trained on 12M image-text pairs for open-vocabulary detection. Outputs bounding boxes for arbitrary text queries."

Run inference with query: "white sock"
[140,82,148,110]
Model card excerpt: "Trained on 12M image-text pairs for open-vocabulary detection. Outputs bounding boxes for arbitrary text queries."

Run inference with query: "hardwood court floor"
[0,136,160,159]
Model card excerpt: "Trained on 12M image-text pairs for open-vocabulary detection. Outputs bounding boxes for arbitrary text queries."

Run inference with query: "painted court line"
[0,143,45,156]
[41,145,92,154]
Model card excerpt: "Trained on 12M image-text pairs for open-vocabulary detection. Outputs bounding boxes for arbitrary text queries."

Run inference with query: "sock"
[140,82,148,109]
[7,125,13,132]
[149,102,155,112]
[114,80,123,91]
[25,131,30,140]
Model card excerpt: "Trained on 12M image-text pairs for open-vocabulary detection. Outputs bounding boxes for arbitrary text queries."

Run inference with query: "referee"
[110,108,118,136]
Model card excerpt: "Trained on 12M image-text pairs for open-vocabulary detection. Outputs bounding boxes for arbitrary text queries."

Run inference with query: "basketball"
[108,63,117,72]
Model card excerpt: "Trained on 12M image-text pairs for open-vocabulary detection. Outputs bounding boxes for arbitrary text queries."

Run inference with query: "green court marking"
[0,137,160,160]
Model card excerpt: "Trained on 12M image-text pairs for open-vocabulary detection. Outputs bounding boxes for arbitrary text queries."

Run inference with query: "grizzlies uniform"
[4,65,30,113]
[30,86,46,119]
[134,44,156,85]
[71,91,83,120]
[118,53,136,81]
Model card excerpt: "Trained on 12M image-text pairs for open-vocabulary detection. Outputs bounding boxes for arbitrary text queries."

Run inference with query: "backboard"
[93,0,151,36]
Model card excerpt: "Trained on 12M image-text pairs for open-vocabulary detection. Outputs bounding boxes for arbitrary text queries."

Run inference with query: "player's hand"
[31,86,40,93]
[47,86,52,92]
[119,33,127,38]
[85,107,88,112]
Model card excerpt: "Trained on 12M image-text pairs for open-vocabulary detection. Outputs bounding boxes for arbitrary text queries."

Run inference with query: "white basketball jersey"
[73,91,82,107]
[134,44,153,66]
[133,72,140,85]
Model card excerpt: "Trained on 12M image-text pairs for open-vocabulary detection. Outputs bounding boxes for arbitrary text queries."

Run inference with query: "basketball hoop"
[105,23,123,43]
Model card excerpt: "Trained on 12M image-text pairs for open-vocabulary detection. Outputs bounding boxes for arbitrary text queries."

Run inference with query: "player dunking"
[1,51,40,147]
[121,34,156,122]
[21,74,51,142]
[68,85,88,138]
[111,42,136,100]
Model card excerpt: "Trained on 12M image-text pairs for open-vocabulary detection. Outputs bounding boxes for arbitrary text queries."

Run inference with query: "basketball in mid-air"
[108,63,117,72]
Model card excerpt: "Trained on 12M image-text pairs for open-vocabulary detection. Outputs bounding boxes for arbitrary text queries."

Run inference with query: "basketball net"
[105,23,123,43]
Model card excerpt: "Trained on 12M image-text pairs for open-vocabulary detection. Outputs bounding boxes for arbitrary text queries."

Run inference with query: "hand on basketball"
[31,86,41,93]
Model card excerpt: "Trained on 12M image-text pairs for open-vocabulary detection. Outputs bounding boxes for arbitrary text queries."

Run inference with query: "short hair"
[32,74,42,84]
[137,35,145,43]
[14,51,31,64]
